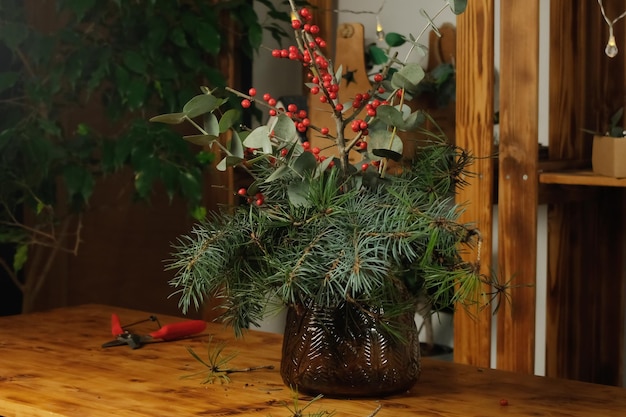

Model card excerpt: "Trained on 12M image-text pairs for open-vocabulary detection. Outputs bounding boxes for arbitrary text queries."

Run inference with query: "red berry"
[361,163,369,171]
[271,49,281,58]
[374,73,383,83]
[302,141,311,150]
[358,141,368,150]
[291,20,302,30]
[335,103,344,112]
[280,148,288,157]
[255,198,264,206]
[288,103,298,113]
[268,98,277,106]
[237,188,247,196]
[359,121,368,130]
[263,93,271,101]
[320,127,329,135]
[241,99,251,108]
[499,399,509,406]
[312,147,321,155]
[309,25,320,34]
[269,109,277,116]
[248,88,257,96]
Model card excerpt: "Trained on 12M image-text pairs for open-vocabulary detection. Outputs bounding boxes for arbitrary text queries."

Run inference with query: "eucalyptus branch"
[403,4,449,63]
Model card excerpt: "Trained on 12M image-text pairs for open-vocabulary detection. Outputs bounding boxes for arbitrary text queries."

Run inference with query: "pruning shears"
[102,313,207,349]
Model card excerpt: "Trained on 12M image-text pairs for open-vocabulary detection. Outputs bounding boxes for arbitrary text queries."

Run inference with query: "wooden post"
[496,0,540,374]
[454,0,495,367]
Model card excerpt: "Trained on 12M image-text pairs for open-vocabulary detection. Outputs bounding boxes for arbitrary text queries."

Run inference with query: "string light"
[335,0,388,41]
[376,15,385,41]
[598,0,626,58]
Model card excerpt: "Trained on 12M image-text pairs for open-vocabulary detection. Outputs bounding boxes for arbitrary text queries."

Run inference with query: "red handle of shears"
[111,313,124,336]
[149,320,206,340]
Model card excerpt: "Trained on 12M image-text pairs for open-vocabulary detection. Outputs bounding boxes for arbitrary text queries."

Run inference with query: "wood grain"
[496,0,540,374]
[1,304,626,417]
[454,0,495,368]
[546,0,626,386]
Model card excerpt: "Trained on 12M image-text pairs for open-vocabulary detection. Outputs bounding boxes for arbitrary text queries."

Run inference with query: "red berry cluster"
[236,6,399,169]
[237,187,265,207]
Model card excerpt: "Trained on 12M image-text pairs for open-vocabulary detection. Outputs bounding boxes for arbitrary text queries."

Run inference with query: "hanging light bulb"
[376,15,385,41]
[605,34,618,58]
[598,0,626,58]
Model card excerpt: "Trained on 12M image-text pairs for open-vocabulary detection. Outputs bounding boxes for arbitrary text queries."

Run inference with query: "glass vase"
[280,300,421,398]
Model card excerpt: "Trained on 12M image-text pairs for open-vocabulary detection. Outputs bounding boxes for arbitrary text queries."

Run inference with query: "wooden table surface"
[1,304,625,417]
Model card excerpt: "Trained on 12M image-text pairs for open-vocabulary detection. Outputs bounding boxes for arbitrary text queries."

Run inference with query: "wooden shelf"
[539,170,626,187]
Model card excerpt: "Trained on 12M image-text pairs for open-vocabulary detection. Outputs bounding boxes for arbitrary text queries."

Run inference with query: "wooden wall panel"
[454,0,494,367]
[496,0,540,374]
[547,0,626,386]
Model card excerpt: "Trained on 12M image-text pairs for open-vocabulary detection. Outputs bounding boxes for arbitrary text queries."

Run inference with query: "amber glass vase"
[280,301,421,398]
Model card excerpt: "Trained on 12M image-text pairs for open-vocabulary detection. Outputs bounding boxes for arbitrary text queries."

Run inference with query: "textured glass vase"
[280,301,421,398]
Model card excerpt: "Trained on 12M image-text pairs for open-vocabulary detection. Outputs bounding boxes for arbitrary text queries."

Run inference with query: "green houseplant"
[0,0,294,313]
[153,0,489,397]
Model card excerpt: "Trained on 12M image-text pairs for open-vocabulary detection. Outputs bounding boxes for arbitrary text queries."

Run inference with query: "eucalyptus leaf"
[272,114,297,144]
[447,0,468,14]
[375,105,406,128]
[287,181,311,207]
[216,155,244,171]
[243,125,272,153]
[149,112,186,124]
[183,134,219,147]
[391,63,425,93]
[219,108,241,133]
[367,128,403,159]
[292,151,318,175]
[204,113,220,137]
[228,130,244,159]
[183,94,224,119]
[265,164,289,182]
[335,65,343,85]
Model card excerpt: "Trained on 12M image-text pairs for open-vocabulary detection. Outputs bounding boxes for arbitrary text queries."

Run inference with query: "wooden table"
[1,304,624,417]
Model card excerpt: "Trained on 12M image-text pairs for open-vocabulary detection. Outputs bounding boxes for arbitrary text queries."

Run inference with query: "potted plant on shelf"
[152,0,492,398]
[590,107,626,178]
